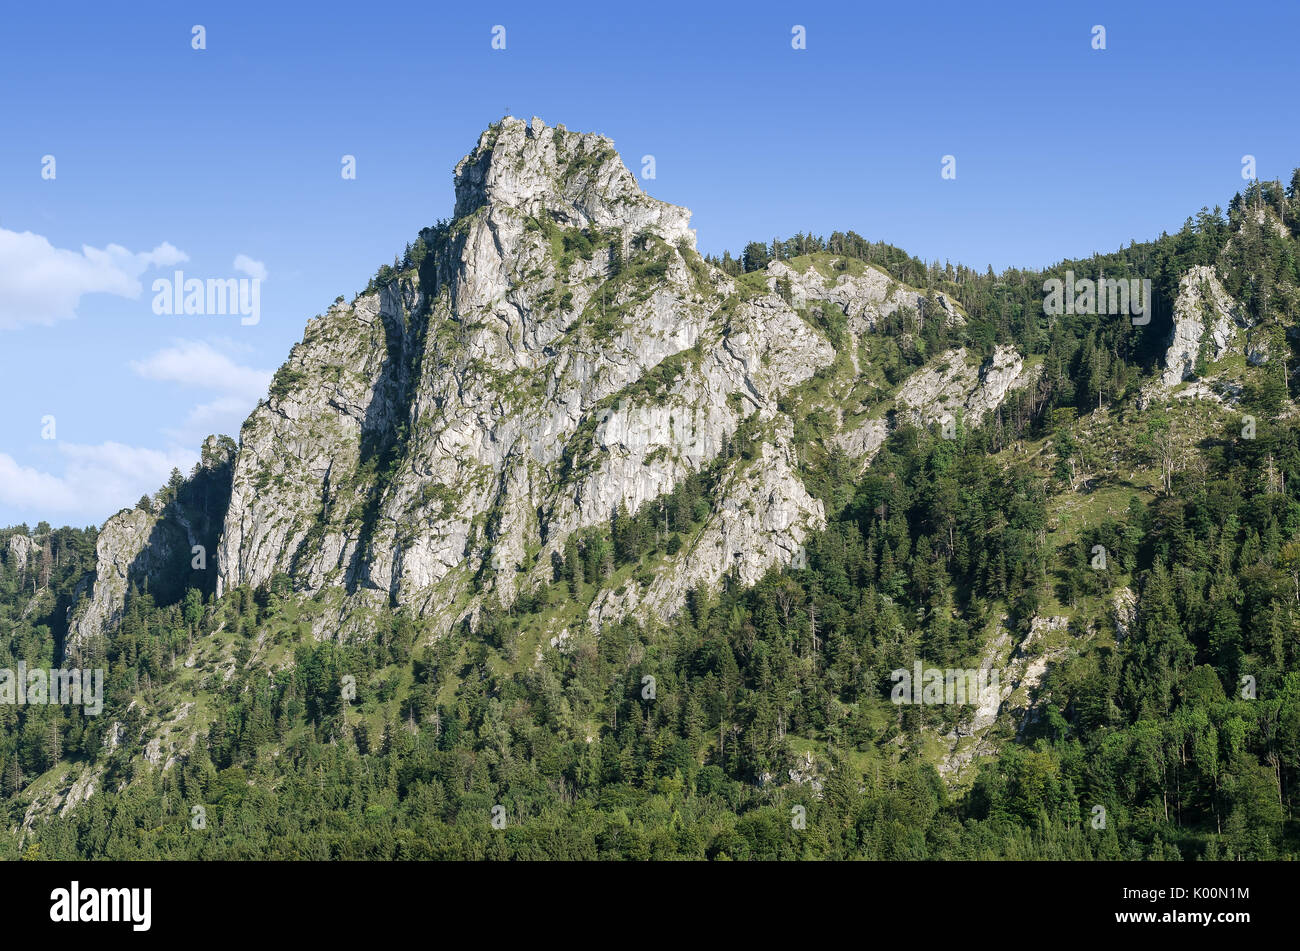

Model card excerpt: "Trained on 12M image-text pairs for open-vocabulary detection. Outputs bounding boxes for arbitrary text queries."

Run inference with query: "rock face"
[589,419,825,629]
[938,614,1072,780]
[896,345,1037,429]
[454,118,694,245]
[213,116,845,635]
[766,260,964,334]
[6,533,35,577]
[1112,587,1137,643]
[1161,265,1247,386]
[63,117,1039,647]
[66,507,176,658]
[1246,341,1270,366]
[64,436,235,662]
[835,417,889,467]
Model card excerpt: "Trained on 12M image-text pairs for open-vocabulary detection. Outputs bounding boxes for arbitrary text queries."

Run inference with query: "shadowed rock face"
[63,436,234,663]
[74,117,1037,646]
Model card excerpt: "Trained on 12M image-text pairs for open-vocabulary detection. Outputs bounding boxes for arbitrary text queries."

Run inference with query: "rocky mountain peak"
[453,116,694,247]
[67,118,1043,657]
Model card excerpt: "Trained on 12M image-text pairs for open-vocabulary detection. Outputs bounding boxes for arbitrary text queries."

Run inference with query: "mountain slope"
[5,120,1300,860]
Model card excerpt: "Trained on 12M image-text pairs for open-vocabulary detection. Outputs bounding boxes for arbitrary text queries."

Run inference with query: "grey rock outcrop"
[65,507,176,658]
[64,436,235,661]
[897,345,1037,428]
[7,533,35,576]
[835,416,889,466]
[1246,341,1270,366]
[588,419,825,629]
[1161,265,1247,386]
[1112,586,1137,643]
[767,259,964,333]
[938,614,1072,781]
[454,117,694,245]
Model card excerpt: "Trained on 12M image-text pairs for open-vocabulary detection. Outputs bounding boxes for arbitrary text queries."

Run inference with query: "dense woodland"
[2,177,1299,859]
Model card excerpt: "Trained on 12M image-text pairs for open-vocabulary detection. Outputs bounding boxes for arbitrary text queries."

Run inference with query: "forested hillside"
[3,127,1299,860]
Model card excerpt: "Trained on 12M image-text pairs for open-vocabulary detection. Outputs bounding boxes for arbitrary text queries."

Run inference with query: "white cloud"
[0,442,198,521]
[0,341,267,525]
[130,339,273,402]
[233,254,267,281]
[0,228,188,329]
[130,339,272,446]
[179,395,254,431]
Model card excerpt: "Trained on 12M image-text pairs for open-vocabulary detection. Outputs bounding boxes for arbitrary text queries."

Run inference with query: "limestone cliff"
[6,533,35,577]
[64,436,235,662]
[1161,265,1250,386]
[83,117,1037,646]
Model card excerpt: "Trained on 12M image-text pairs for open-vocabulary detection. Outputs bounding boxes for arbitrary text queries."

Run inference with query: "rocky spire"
[453,116,694,247]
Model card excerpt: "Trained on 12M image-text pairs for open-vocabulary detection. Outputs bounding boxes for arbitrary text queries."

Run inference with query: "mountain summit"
[453,117,694,242]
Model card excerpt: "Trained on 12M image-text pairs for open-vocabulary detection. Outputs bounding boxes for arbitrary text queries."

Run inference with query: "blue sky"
[1,0,1298,528]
